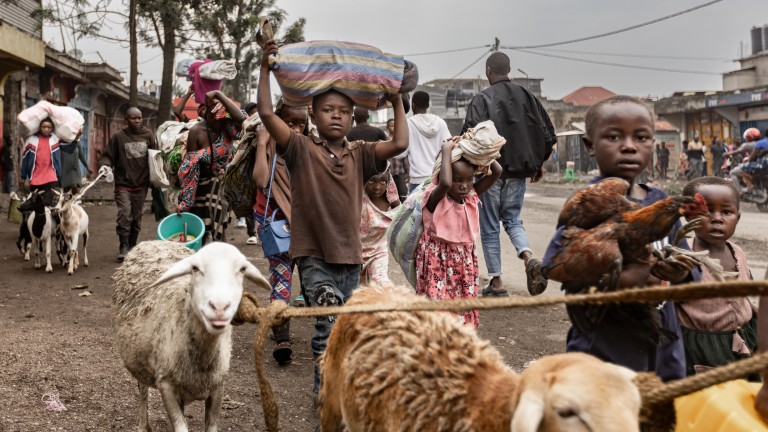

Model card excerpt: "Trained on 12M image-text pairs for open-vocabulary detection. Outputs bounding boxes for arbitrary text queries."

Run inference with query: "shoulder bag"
[258,153,291,257]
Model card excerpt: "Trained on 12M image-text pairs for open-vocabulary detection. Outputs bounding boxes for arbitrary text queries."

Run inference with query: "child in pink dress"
[360,169,400,285]
[415,139,501,327]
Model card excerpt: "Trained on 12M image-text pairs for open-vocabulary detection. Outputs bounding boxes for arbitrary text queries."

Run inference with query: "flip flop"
[526,258,548,296]
[272,341,292,365]
[481,283,509,297]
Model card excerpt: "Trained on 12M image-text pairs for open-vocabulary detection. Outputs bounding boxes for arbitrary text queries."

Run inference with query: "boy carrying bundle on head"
[257,38,409,395]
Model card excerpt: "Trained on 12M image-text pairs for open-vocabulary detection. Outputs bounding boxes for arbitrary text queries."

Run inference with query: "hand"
[98,165,112,176]
[87,169,93,179]
[442,138,458,152]
[256,125,270,147]
[651,260,691,283]
[176,207,182,216]
[186,84,194,96]
[205,90,220,104]
[75,130,83,141]
[261,39,278,68]
[531,167,544,183]
[388,93,404,106]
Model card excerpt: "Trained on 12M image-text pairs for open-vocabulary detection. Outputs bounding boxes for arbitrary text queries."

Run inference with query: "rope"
[234,279,768,432]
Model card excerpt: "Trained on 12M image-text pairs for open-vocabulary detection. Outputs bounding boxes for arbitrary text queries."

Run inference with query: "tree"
[189,0,305,102]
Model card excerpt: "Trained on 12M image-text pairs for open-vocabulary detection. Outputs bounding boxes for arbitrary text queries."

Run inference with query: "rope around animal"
[233,280,768,432]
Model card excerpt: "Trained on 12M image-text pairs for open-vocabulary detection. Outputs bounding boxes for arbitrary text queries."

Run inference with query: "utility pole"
[128,0,138,107]
[493,37,500,52]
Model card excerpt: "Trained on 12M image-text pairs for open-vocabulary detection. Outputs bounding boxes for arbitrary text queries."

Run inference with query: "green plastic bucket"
[157,212,205,251]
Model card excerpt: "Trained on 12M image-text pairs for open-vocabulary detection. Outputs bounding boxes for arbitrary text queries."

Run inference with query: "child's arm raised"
[425,140,455,213]
[374,94,408,161]
[257,39,292,154]
[473,160,502,195]
[251,125,272,189]
[206,90,246,124]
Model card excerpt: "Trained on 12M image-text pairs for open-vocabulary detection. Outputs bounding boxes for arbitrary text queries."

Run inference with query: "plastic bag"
[50,106,84,142]
[386,179,430,288]
[148,149,170,188]
[17,101,54,137]
[175,59,196,78]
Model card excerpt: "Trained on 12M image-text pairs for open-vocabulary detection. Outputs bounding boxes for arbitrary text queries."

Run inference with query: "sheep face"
[511,353,641,432]
[149,242,270,335]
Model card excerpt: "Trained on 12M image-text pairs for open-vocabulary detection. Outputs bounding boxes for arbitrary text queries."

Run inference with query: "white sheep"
[319,285,641,432]
[112,240,271,432]
[53,191,89,275]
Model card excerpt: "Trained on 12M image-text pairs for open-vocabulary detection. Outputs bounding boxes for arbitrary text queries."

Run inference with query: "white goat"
[112,240,271,432]
[319,285,641,432]
[53,191,89,275]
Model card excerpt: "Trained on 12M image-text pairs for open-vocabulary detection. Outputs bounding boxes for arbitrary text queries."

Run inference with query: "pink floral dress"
[415,185,481,328]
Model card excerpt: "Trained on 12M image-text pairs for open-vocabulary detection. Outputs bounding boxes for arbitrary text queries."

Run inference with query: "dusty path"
[0,180,765,431]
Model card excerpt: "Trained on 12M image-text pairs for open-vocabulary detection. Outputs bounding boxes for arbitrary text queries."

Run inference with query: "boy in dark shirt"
[346,107,388,142]
[257,39,409,393]
[98,107,158,261]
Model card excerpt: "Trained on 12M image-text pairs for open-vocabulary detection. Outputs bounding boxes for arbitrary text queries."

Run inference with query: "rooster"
[545,178,710,291]
[544,178,710,343]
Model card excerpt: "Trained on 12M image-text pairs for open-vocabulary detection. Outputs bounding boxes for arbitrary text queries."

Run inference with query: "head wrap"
[432,120,506,179]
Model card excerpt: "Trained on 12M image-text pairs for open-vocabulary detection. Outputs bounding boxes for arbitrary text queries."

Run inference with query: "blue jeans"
[297,256,361,393]
[479,178,531,277]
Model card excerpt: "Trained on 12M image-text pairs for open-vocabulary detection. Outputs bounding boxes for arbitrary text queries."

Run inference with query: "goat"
[112,241,271,432]
[319,285,641,432]
[53,191,89,275]
[22,190,57,273]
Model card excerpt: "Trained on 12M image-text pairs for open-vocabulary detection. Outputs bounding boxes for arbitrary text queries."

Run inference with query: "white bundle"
[198,60,237,80]
[17,101,84,142]
[156,121,190,154]
[432,120,505,178]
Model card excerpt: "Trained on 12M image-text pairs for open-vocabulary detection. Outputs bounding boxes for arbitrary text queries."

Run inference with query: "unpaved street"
[0,181,766,431]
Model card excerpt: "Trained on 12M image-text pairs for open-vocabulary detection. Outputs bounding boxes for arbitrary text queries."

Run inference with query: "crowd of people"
[9,36,768,423]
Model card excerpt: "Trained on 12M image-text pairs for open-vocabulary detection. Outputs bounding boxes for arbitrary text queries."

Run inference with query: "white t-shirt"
[400,113,452,184]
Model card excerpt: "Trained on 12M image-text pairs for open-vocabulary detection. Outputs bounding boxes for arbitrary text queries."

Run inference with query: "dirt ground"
[0,178,766,431]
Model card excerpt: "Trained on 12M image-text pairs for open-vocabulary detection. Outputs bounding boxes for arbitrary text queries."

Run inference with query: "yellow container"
[675,380,768,432]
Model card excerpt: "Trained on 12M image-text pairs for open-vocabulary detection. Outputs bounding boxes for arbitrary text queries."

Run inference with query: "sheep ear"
[511,389,546,432]
[149,257,195,288]
[244,262,272,291]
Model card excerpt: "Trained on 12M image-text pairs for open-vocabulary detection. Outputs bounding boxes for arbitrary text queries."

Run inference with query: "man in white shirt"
[399,91,452,192]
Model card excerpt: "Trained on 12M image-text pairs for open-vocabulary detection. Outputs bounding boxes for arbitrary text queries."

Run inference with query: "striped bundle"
[269,40,417,110]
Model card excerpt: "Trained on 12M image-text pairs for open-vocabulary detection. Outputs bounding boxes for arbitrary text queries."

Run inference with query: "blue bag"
[258,155,291,257]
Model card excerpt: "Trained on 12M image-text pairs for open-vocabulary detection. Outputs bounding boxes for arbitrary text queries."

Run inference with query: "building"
[1,0,46,184]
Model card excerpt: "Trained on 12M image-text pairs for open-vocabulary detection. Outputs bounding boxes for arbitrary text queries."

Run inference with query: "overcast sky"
[44,0,765,100]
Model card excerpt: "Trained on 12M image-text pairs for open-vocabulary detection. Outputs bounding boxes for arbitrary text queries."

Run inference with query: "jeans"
[408,182,420,194]
[731,165,744,191]
[297,256,361,393]
[688,158,703,179]
[479,178,531,277]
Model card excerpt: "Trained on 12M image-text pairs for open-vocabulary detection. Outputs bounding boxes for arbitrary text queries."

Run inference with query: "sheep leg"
[204,384,223,432]
[82,229,89,267]
[157,381,188,432]
[137,382,152,432]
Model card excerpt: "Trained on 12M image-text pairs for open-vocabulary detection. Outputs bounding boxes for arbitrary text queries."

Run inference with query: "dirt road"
[0,180,765,431]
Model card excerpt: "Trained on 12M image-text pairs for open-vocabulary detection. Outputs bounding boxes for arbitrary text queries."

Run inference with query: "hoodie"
[404,113,452,184]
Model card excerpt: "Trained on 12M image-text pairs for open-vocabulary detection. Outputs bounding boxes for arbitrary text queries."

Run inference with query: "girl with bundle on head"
[177,90,245,243]
[415,124,503,328]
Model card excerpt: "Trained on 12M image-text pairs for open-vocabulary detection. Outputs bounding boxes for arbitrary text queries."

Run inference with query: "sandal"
[272,341,293,365]
[481,283,508,297]
[291,295,305,307]
[525,258,548,296]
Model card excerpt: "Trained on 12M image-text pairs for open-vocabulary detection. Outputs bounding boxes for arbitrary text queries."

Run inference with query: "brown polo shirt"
[281,131,385,264]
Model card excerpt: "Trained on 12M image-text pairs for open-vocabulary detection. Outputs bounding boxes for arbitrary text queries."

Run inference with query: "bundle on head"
[112,241,271,432]
[432,120,505,178]
[318,285,641,432]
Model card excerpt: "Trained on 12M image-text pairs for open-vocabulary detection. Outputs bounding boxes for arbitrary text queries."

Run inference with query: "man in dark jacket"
[462,51,556,297]
[98,107,157,261]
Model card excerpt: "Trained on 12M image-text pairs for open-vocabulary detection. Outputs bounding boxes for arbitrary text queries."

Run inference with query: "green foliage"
[188,0,305,102]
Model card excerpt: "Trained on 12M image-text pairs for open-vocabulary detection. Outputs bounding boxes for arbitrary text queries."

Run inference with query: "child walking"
[676,176,757,376]
[543,95,698,380]
[251,100,308,364]
[257,38,408,394]
[415,139,501,328]
[360,168,400,285]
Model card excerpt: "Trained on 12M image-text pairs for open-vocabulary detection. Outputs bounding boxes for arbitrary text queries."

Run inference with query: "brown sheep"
[318,284,641,432]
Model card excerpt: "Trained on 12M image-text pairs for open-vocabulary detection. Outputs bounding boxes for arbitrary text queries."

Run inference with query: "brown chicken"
[545,181,709,290]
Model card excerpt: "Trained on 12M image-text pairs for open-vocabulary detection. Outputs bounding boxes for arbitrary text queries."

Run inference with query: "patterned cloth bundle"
[268,40,418,110]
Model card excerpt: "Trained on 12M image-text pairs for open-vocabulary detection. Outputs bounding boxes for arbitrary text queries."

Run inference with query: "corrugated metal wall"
[0,0,42,39]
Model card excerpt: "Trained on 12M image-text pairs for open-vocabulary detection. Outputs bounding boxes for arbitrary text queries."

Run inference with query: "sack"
[50,106,85,142]
[156,121,187,153]
[258,211,291,257]
[386,179,430,288]
[269,40,418,110]
[223,141,257,218]
[148,149,170,188]
[17,101,54,137]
